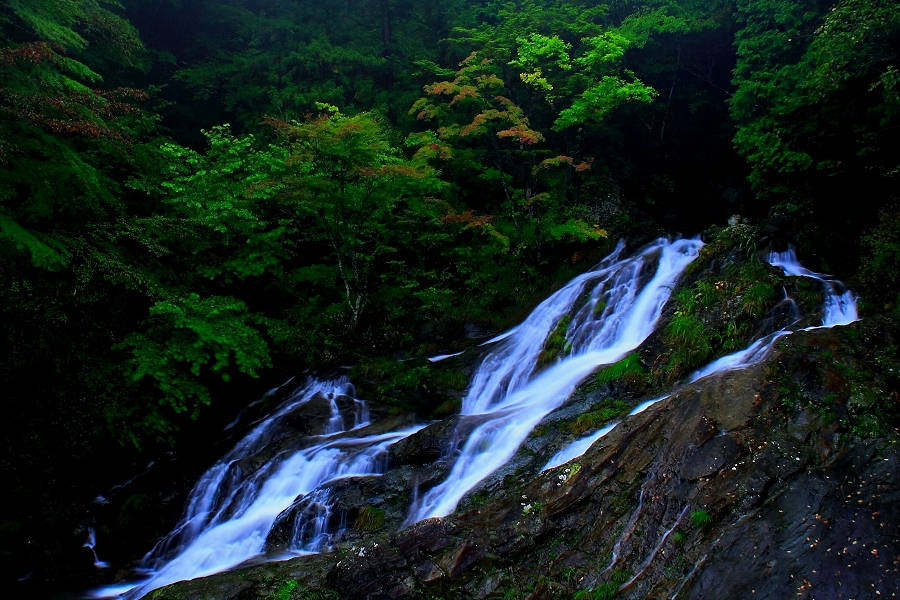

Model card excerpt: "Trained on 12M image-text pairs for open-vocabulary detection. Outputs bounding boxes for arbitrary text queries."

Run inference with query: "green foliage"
[574,569,630,600]
[570,398,631,435]
[731,0,899,211]
[266,580,338,600]
[594,353,646,386]
[538,314,573,367]
[4,0,898,564]
[352,358,467,415]
[271,580,298,600]
[741,280,777,318]
[469,489,491,506]
[690,509,712,529]
[860,205,900,314]
[662,228,787,378]
[771,326,899,437]
[555,73,656,130]
[665,314,715,375]
[512,32,572,94]
[7,0,134,52]
[0,214,70,270]
[120,293,270,420]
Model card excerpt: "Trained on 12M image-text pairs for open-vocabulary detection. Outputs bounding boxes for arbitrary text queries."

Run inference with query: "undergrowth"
[660,225,784,381]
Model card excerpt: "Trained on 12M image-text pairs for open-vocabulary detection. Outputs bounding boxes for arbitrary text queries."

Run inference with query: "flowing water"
[541,246,859,472]
[768,246,858,327]
[92,240,859,598]
[83,528,109,570]
[408,237,704,521]
[90,380,422,599]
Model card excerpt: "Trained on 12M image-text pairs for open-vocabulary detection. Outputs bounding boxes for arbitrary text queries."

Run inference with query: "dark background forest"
[0,0,897,595]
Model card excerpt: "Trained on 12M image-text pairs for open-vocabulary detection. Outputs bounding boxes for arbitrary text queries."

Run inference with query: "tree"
[266,108,446,334]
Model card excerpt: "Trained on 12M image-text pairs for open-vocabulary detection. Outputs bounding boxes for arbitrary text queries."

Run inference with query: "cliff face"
[145,321,899,600]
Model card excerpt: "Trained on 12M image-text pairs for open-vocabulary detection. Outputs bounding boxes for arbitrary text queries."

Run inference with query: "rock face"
[145,322,899,600]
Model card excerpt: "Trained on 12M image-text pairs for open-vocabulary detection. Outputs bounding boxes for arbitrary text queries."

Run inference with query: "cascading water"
[542,421,620,472]
[768,246,858,327]
[91,239,860,599]
[91,379,421,599]
[83,528,110,569]
[408,237,704,521]
[541,246,859,472]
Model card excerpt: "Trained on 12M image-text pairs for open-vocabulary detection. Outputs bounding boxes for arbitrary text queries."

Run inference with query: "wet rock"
[389,414,494,468]
[680,433,740,480]
[389,417,463,467]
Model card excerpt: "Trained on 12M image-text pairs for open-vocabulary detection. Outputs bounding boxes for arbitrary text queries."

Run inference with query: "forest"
[1,1,897,598]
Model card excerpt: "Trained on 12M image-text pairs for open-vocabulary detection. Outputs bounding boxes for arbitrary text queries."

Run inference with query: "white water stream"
[408,238,704,520]
[91,380,422,599]
[541,246,859,472]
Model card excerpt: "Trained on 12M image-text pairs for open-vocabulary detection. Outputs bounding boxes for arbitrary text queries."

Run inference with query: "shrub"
[860,204,900,314]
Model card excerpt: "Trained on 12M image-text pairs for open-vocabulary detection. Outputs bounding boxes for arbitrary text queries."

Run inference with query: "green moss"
[661,250,785,380]
[741,280,777,318]
[570,398,631,435]
[469,489,491,506]
[771,330,899,437]
[270,580,298,600]
[791,277,824,312]
[574,569,630,600]
[664,314,715,375]
[354,506,385,532]
[537,314,572,367]
[432,396,462,418]
[593,353,646,386]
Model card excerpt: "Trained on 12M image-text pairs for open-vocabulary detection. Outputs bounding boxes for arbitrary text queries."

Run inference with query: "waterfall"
[767,246,858,327]
[83,528,110,569]
[408,237,704,521]
[90,379,421,599]
[91,239,860,599]
[540,246,859,472]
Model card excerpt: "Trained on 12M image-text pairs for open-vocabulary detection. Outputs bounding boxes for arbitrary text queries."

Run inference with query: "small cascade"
[83,528,110,569]
[139,379,358,569]
[542,421,619,472]
[91,380,421,599]
[541,246,859,471]
[427,350,464,363]
[686,330,793,383]
[408,238,704,521]
[768,246,858,327]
